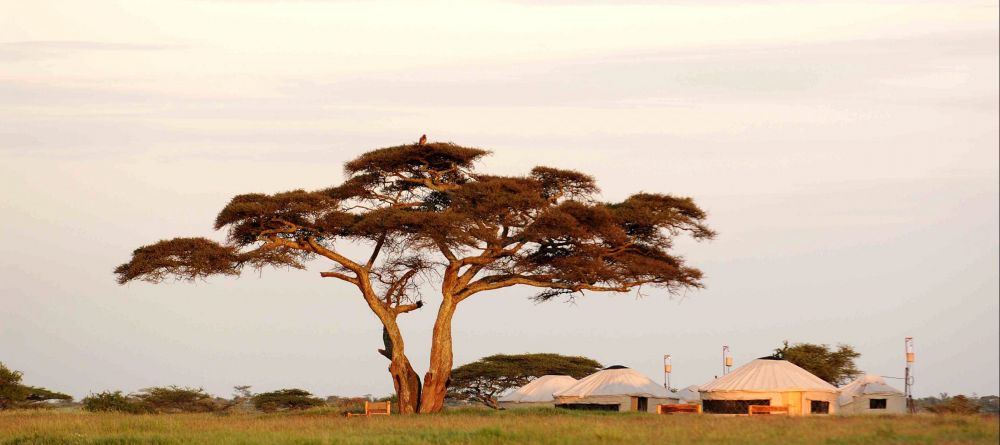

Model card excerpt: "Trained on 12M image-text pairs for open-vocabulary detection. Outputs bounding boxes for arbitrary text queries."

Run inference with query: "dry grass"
[0,408,996,445]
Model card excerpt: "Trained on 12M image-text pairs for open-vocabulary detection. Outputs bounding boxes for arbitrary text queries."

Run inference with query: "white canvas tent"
[553,366,678,412]
[699,358,839,415]
[676,385,701,403]
[498,375,578,408]
[838,374,906,414]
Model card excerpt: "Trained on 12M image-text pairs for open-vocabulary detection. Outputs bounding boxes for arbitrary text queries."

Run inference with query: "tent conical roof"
[499,375,578,403]
[699,359,838,393]
[676,385,701,402]
[554,367,672,398]
[837,374,903,405]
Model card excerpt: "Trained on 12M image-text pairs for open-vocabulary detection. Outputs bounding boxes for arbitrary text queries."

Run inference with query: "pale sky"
[1,0,997,401]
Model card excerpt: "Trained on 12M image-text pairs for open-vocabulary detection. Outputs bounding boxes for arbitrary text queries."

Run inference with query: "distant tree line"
[1,361,398,415]
[80,386,389,414]
[82,387,224,414]
[916,394,998,414]
[0,362,71,410]
[5,351,999,416]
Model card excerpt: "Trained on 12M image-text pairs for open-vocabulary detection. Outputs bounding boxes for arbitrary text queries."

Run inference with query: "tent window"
[702,399,769,414]
[556,403,620,412]
[810,400,830,414]
[869,399,887,410]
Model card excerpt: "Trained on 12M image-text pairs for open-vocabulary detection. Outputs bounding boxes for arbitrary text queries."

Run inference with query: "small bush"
[252,389,324,412]
[326,396,368,414]
[926,395,981,414]
[134,386,220,413]
[82,391,144,413]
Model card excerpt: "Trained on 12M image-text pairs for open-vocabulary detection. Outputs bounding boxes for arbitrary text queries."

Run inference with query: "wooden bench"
[748,405,788,416]
[657,404,702,414]
[347,401,391,417]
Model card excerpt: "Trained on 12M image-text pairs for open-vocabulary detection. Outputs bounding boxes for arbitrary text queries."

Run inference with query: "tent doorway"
[634,397,648,412]
[783,391,803,415]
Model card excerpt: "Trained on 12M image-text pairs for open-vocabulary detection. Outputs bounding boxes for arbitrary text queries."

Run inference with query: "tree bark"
[418,299,457,413]
[355,270,422,414]
[381,324,421,414]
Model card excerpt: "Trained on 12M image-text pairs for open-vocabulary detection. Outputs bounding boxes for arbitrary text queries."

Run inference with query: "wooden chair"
[748,405,788,416]
[346,401,391,417]
[657,404,702,414]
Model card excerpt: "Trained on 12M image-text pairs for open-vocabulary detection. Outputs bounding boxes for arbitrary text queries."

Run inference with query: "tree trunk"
[486,396,501,410]
[418,300,457,413]
[355,271,423,414]
[380,321,421,414]
[388,352,421,414]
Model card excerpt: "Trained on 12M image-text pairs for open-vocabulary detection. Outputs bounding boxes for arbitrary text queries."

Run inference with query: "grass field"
[1,408,997,445]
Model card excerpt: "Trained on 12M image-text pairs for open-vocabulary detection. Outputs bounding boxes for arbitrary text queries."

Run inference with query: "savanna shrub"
[926,395,981,414]
[133,386,220,413]
[82,391,144,413]
[252,389,324,412]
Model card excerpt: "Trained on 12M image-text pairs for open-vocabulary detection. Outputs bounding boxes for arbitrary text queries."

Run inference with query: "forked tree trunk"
[418,300,457,413]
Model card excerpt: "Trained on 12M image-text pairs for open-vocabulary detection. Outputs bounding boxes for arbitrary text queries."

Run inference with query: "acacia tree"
[448,353,602,409]
[115,141,714,413]
[772,341,861,386]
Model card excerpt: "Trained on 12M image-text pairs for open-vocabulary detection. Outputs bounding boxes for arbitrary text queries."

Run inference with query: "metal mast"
[722,345,733,375]
[663,354,672,390]
[904,337,915,413]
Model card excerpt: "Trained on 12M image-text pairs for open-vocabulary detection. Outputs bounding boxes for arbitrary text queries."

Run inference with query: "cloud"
[1,40,178,51]
[0,40,184,62]
[276,29,998,109]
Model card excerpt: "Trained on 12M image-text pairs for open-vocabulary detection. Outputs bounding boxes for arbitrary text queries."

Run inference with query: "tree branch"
[434,240,457,262]
[455,275,647,301]
[451,240,527,291]
[366,232,387,270]
[263,237,307,251]
[395,175,460,192]
[395,301,424,315]
[319,271,359,285]
[455,264,485,291]
[385,269,418,306]
[305,237,363,274]
[457,240,526,268]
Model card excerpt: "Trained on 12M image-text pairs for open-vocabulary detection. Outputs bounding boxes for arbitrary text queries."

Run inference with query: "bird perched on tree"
[418,134,427,145]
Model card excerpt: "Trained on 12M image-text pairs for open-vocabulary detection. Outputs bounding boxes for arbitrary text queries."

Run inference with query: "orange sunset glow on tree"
[115,140,714,413]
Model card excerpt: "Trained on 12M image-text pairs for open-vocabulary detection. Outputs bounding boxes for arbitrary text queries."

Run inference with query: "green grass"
[0,408,996,445]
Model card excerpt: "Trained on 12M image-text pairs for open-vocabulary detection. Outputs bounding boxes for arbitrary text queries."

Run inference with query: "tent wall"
[642,397,676,413]
[499,401,556,409]
[840,394,906,414]
[555,395,678,413]
[700,391,838,415]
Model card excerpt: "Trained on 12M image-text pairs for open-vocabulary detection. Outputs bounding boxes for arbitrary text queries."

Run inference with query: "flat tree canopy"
[448,353,603,408]
[116,140,714,413]
[251,389,324,413]
[772,341,861,386]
